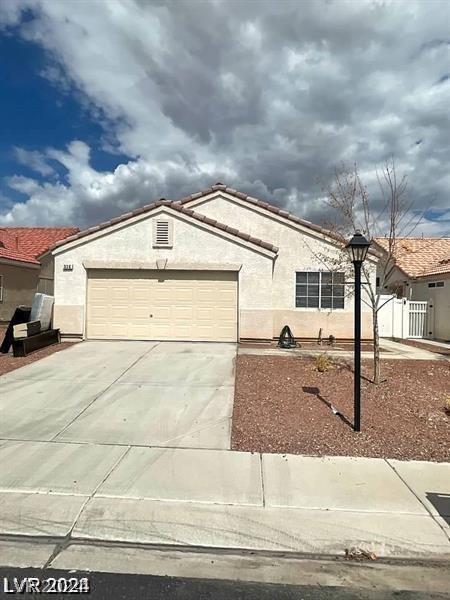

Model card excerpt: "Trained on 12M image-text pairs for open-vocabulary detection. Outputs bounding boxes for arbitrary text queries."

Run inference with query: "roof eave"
[0,257,41,269]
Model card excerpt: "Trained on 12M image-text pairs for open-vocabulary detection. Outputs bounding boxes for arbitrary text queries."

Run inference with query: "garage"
[86,269,238,342]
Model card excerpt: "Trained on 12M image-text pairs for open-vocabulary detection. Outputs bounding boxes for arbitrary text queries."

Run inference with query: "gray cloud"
[0,0,449,235]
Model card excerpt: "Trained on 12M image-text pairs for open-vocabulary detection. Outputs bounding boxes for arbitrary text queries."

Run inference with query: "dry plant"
[316,353,331,373]
[309,157,423,384]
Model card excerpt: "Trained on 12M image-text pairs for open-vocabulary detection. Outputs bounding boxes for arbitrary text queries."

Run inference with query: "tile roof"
[0,227,78,266]
[49,200,279,254]
[176,183,345,243]
[374,237,450,278]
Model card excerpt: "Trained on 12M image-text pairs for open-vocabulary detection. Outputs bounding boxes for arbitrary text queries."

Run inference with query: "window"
[296,271,345,309]
[0,275,3,302]
[153,219,173,247]
[437,281,445,288]
[376,276,380,288]
[428,281,444,288]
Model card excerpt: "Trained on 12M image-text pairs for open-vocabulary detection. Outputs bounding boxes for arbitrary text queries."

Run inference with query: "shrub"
[444,396,450,415]
[316,353,331,373]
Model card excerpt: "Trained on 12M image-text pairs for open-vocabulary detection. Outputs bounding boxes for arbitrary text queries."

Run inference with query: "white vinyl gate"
[378,295,428,339]
[408,301,428,338]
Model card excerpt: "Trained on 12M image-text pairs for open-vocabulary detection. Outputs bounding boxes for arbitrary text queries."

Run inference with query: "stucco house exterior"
[45,184,377,342]
[0,227,78,322]
[374,237,450,341]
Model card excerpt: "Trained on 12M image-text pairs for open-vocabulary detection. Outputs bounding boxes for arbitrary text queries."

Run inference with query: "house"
[44,184,377,342]
[0,227,79,322]
[374,237,450,341]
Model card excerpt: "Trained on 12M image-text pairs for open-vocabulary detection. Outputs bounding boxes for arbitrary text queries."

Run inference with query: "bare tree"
[314,157,421,384]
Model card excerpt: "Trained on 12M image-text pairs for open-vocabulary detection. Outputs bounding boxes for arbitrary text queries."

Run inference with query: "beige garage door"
[87,269,237,342]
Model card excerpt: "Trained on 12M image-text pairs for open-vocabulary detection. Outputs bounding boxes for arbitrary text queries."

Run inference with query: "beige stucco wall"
[410,275,450,340]
[0,263,40,322]
[190,194,375,339]
[377,264,411,297]
[53,209,274,339]
[53,194,377,341]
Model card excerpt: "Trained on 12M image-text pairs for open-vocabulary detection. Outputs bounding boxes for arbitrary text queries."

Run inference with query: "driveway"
[0,341,236,449]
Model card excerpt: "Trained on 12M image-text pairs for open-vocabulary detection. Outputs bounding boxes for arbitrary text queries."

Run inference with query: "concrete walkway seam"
[42,444,133,569]
[50,342,162,441]
[384,459,450,542]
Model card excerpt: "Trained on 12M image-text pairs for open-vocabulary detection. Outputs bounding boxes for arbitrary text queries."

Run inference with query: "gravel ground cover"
[232,355,450,462]
[0,326,75,377]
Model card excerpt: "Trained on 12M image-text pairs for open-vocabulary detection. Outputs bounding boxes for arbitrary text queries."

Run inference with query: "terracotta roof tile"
[374,237,450,278]
[0,246,40,265]
[0,227,78,265]
[177,184,345,244]
[48,199,279,254]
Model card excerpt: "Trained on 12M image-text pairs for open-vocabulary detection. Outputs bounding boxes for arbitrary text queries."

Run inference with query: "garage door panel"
[130,305,150,319]
[131,287,151,302]
[172,307,194,320]
[153,306,170,319]
[87,270,237,342]
[217,307,236,320]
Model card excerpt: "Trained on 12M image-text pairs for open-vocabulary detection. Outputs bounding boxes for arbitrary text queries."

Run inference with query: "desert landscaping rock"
[232,355,450,461]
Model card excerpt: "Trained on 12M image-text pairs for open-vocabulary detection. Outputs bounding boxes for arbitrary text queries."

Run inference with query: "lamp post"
[345,231,371,432]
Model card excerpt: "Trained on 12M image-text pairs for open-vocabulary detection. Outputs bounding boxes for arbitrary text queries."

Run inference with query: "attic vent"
[153,220,173,248]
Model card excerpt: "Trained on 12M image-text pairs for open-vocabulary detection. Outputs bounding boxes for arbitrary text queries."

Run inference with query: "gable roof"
[374,237,450,278]
[48,200,279,254]
[0,227,79,266]
[176,183,345,243]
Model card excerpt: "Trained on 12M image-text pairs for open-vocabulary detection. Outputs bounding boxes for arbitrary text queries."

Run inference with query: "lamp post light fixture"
[345,230,371,432]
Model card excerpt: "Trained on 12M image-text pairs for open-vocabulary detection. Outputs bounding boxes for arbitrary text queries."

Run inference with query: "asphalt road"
[1,568,449,600]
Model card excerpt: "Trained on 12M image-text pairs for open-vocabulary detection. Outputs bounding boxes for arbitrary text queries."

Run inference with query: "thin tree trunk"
[373,311,381,384]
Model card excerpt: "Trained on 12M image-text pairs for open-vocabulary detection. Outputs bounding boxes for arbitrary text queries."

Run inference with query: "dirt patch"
[232,355,450,462]
[393,338,450,356]
[0,336,76,377]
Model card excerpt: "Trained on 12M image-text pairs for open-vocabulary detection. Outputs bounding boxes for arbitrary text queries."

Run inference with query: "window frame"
[0,274,3,302]
[294,270,345,311]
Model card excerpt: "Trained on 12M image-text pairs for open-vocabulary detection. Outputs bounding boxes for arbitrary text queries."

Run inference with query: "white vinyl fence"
[408,301,428,338]
[377,295,428,339]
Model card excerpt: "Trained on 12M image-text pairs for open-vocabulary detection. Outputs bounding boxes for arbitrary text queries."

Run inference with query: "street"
[1,567,449,600]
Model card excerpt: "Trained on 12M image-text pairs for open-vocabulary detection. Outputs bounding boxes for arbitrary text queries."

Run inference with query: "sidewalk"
[239,338,450,361]
[0,443,449,565]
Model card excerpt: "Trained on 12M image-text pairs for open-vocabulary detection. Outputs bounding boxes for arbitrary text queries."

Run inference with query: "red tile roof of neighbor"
[374,237,450,278]
[0,227,79,266]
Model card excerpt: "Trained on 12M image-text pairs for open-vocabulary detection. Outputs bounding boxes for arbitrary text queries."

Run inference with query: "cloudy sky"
[0,0,449,235]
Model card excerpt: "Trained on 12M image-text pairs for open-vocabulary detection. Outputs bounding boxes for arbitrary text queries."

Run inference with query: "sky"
[0,0,449,235]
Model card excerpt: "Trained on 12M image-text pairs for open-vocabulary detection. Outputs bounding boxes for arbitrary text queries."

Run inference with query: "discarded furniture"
[13,320,41,339]
[12,329,61,357]
[0,306,32,354]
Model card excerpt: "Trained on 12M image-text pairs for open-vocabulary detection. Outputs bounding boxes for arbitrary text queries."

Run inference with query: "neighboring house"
[374,237,450,341]
[46,184,377,342]
[0,227,79,322]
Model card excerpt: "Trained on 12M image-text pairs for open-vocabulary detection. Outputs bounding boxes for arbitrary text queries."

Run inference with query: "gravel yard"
[232,355,450,462]
[0,326,76,377]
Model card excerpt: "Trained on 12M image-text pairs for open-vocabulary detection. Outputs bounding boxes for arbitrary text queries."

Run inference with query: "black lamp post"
[345,231,371,432]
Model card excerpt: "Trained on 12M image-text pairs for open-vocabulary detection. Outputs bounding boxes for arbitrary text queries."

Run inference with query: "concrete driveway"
[0,341,236,449]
